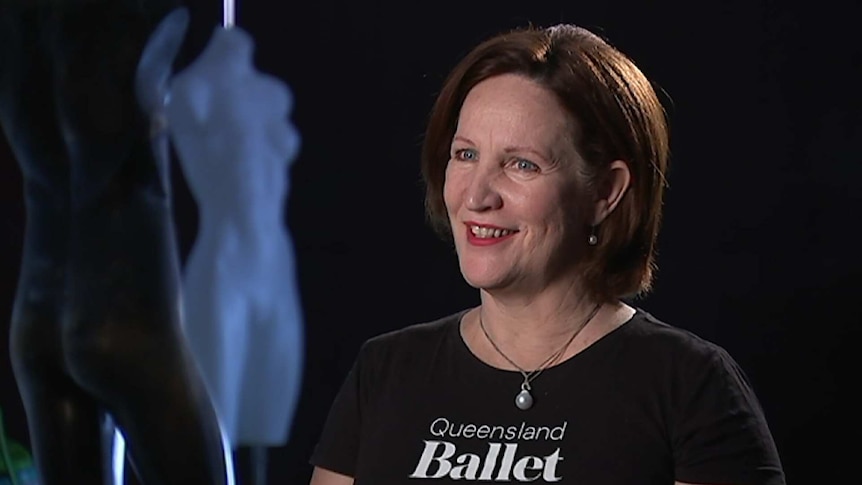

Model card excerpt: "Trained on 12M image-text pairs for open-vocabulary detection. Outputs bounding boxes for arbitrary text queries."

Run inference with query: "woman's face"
[443,74,592,295]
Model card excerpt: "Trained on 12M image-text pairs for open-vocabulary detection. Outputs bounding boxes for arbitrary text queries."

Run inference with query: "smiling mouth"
[469,225,517,239]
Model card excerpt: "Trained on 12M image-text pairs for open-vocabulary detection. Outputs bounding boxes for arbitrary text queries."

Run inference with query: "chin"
[462,277,495,291]
[459,267,507,290]
[457,254,515,289]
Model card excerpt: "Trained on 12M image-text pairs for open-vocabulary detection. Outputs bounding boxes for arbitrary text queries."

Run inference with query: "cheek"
[528,191,582,239]
[513,188,564,223]
[442,166,462,215]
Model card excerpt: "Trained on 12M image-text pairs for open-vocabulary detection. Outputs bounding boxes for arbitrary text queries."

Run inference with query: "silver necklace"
[479,303,602,411]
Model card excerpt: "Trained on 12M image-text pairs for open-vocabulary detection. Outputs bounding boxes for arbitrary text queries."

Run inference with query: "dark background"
[2,0,860,483]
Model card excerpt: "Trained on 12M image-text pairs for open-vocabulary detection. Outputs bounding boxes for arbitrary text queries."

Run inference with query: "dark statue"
[0,1,230,483]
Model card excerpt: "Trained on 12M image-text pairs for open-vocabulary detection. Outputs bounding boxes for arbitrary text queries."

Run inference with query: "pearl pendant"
[515,389,533,410]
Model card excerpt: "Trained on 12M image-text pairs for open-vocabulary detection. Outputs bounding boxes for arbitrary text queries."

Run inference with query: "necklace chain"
[479,303,602,390]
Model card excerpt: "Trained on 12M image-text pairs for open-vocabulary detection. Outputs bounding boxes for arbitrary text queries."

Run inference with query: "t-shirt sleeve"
[672,347,785,485]
[309,348,364,477]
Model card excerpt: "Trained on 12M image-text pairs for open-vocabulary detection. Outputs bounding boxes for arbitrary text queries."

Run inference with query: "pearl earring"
[588,227,598,246]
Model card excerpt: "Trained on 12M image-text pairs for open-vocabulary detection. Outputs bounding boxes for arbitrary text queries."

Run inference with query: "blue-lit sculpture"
[166,22,305,485]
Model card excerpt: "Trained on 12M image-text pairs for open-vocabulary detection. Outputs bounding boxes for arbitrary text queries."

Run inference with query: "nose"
[465,164,503,212]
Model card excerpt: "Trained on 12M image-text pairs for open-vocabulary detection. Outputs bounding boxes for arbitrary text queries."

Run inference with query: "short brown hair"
[420,24,670,303]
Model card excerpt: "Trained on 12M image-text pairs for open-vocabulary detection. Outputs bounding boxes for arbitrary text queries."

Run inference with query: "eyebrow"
[503,145,552,163]
[452,135,475,146]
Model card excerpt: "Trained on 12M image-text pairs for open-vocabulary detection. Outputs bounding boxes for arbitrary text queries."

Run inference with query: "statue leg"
[10,346,107,485]
[9,212,109,485]
[239,290,305,485]
[182,263,252,451]
[47,2,228,483]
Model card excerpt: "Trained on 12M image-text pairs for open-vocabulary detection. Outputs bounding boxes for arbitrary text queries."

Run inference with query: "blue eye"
[454,148,478,161]
[515,159,539,172]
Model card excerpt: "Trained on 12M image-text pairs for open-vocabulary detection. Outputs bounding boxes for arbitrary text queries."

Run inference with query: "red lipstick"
[463,222,518,246]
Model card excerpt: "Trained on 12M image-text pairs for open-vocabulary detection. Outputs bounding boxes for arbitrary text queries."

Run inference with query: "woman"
[309,24,785,485]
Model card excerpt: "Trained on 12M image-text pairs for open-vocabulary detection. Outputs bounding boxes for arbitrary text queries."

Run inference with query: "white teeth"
[470,226,514,238]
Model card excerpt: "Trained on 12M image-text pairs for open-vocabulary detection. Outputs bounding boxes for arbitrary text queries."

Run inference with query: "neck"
[463,282,633,371]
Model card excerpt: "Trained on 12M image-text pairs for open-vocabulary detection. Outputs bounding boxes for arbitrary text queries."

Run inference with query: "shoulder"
[355,309,467,366]
[631,310,787,483]
[624,308,735,364]
[368,310,464,345]
[612,308,752,394]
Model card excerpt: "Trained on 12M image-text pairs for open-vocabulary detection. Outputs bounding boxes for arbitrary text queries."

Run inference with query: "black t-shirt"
[311,308,785,484]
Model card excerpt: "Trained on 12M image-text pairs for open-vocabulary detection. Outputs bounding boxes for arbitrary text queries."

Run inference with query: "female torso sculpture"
[166,25,305,457]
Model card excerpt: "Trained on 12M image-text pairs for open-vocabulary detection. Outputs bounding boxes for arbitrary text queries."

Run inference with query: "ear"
[592,160,631,225]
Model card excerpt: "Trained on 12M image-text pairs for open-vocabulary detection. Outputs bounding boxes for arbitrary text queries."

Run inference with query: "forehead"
[456,74,575,144]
